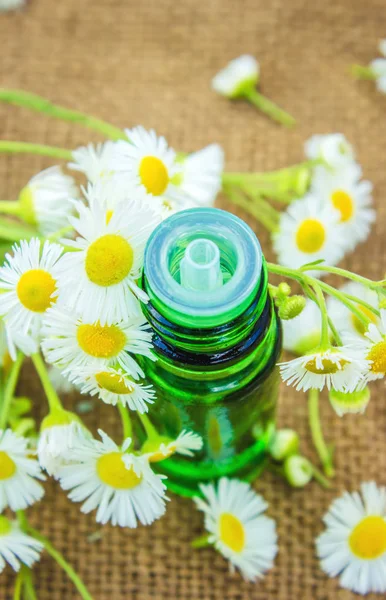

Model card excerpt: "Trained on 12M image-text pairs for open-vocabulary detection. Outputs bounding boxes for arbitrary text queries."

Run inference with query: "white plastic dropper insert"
[180,238,223,292]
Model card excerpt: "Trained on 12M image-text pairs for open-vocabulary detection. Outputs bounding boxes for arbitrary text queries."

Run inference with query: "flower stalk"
[308,389,334,477]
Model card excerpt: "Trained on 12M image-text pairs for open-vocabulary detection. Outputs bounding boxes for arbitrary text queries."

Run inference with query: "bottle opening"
[180,238,223,292]
[143,208,264,328]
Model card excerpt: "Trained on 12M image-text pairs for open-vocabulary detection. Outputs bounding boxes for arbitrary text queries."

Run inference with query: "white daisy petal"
[316,481,386,595]
[282,298,322,355]
[273,195,346,274]
[194,478,277,581]
[304,133,355,170]
[327,282,380,343]
[0,517,43,573]
[57,430,168,528]
[346,310,386,385]
[212,56,259,98]
[0,429,45,511]
[175,144,224,206]
[69,142,118,184]
[143,429,203,462]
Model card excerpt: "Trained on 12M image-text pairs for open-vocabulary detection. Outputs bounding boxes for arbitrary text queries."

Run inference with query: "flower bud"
[269,429,299,461]
[329,387,370,417]
[277,282,291,298]
[284,455,313,488]
[278,296,306,320]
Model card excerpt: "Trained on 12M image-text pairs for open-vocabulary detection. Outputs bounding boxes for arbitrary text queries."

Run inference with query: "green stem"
[27,527,93,600]
[137,412,159,439]
[47,225,74,242]
[300,264,377,288]
[308,389,334,477]
[313,283,330,348]
[0,140,72,161]
[191,533,211,549]
[118,403,132,442]
[23,570,38,600]
[317,280,373,327]
[0,89,126,141]
[31,353,62,412]
[224,185,279,233]
[0,200,21,216]
[0,216,40,242]
[244,88,296,128]
[351,64,377,80]
[13,568,24,600]
[0,352,24,429]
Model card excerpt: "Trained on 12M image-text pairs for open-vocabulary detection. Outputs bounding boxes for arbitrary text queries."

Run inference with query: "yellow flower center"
[367,340,386,374]
[351,306,378,337]
[97,452,142,489]
[295,219,326,253]
[16,269,57,312]
[0,451,16,480]
[219,513,245,553]
[331,189,354,222]
[305,356,347,374]
[77,322,126,358]
[95,371,134,395]
[139,156,169,196]
[85,234,133,287]
[349,516,386,560]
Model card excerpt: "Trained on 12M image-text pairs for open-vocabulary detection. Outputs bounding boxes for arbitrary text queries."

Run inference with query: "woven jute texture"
[1,0,386,598]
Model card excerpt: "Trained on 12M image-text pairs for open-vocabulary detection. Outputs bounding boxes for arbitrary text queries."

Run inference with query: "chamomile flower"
[304,133,355,170]
[173,144,225,206]
[329,387,371,417]
[282,298,322,355]
[212,55,259,98]
[69,366,155,413]
[279,347,369,392]
[0,429,45,511]
[0,517,43,574]
[18,166,77,236]
[42,305,154,380]
[0,239,63,338]
[114,126,188,210]
[142,430,203,462]
[194,478,278,581]
[317,481,386,595]
[69,142,118,183]
[58,430,167,527]
[273,195,345,272]
[350,310,386,384]
[37,410,90,476]
[327,282,380,342]
[57,186,159,323]
[369,58,386,93]
[311,164,375,251]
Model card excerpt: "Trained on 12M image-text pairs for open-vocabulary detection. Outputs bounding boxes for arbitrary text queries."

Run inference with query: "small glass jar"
[140,208,281,496]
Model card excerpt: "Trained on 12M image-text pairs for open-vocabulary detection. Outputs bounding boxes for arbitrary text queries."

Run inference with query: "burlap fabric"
[0,0,385,597]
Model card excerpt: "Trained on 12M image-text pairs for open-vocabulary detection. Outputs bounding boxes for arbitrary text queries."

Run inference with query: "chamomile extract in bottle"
[140,208,281,497]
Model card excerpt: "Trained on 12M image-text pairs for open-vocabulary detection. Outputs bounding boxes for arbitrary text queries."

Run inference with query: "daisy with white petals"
[0,516,43,573]
[57,186,159,323]
[273,195,345,272]
[142,429,203,462]
[0,429,45,512]
[42,305,154,380]
[69,141,118,184]
[304,133,355,170]
[317,481,386,595]
[327,282,381,342]
[173,144,224,206]
[69,366,156,413]
[18,166,77,236]
[212,55,259,98]
[349,309,386,385]
[194,478,278,581]
[280,347,369,392]
[311,164,375,252]
[0,239,63,338]
[58,430,167,528]
[115,126,189,212]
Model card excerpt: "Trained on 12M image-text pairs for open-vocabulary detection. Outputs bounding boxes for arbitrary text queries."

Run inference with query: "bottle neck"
[141,261,277,370]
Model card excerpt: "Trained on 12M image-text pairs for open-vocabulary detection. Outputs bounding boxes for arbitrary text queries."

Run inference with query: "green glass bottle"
[140,208,281,497]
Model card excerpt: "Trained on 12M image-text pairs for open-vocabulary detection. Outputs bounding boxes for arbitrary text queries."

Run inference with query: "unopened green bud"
[329,387,370,417]
[269,429,299,461]
[284,455,313,488]
[279,296,306,320]
[277,282,291,298]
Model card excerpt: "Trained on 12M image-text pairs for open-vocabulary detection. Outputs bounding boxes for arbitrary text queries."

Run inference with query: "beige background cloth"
[0,0,386,597]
